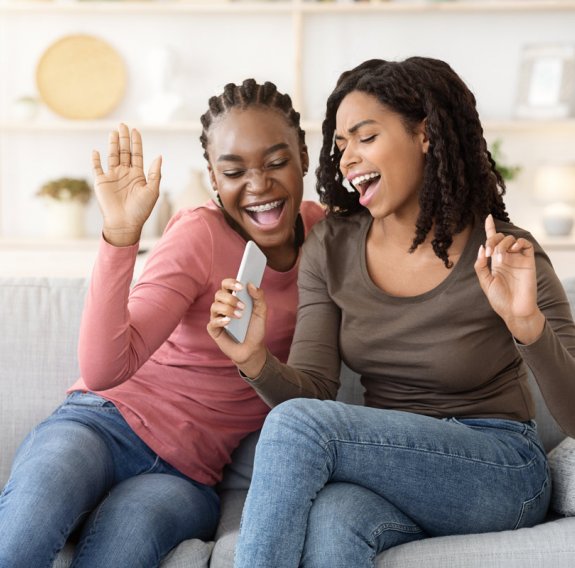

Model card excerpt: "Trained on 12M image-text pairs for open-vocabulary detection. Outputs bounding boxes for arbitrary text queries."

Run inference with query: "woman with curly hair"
[208,57,575,567]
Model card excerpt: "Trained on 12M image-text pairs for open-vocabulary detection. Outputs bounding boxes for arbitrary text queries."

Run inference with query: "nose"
[244,168,268,192]
[339,142,358,174]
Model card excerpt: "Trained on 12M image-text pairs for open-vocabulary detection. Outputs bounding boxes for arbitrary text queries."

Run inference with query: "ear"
[207,164,218,191]
[300,145,310,175]
[419,119,430,154]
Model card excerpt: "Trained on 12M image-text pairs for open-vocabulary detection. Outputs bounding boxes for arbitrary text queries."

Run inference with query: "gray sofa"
[1,276,575,568]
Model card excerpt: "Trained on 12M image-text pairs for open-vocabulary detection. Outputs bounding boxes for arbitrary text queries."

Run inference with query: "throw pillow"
[548,436,575,516]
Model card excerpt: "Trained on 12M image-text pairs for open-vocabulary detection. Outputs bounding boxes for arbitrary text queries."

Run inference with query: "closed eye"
[223,169,245,178]
[267,158,288,169]
[360,135,376,144]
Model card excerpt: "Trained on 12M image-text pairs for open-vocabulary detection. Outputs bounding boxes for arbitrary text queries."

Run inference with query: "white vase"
[44,200,86,239]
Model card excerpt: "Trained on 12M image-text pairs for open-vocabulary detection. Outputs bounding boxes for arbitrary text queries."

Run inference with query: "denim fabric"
[234,399,551,568]
[0,391,220,568]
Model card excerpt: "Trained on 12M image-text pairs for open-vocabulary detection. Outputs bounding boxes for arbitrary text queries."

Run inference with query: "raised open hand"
[92,124,162,246]
[474,214,545,343]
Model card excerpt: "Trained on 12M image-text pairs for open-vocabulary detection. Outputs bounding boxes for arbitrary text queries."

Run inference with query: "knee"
[259,400,349,457]
[90,474,219,541]
[264,398,339,438]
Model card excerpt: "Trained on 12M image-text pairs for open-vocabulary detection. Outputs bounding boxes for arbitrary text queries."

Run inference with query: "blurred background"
[0,0,574,277]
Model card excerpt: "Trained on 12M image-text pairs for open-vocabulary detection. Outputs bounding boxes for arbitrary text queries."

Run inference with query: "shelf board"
[0,120,203,132]
[300,118,575,134]
[483,119,575,132]
[301,1,575,14]
[0,0,294,15]
[2,0,575,15]
[2,118,575,134]
[0,236,158,249]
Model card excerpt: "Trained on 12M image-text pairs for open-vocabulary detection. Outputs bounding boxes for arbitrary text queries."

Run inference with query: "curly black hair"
[317,57,509,268]
[200,78,306,163]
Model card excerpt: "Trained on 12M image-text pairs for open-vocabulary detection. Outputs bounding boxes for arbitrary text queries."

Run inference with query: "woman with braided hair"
[208,58,575,567]
[0,79,323,567]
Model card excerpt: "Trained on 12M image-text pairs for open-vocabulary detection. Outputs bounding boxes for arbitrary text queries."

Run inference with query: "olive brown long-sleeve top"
[246,212,575,438]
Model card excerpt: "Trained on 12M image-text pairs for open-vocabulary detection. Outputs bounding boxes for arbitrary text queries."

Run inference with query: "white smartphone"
[224,240,267,344]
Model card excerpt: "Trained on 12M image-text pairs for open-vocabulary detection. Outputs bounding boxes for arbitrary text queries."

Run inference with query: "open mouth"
[244,199,286,226]
[351,172,381,195]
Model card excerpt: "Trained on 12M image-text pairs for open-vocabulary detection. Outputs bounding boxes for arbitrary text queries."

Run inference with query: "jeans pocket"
[65,391,114,408]
[513,476,551,530]
[451,417,529,435]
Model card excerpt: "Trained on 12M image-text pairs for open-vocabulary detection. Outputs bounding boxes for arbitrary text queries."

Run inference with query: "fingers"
[92,150,104,177]
[484,213,497,240]
[491,235,534,264]
[474,244,492,293]
[509,237,534,257]
[483,214,511,258]
[489,235,517,263]
[119,123,131,167]
[131,128,144,170]
[106,124,154,177]
[108,130,120,169]
[484,214,503,258]
[147,156,163,193]
[210,279,245,320]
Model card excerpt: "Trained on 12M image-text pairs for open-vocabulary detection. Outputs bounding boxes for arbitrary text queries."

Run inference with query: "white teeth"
[245,200,283,213]
[352,172,380,186]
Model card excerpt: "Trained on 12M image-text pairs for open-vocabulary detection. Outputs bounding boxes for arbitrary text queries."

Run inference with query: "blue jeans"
[234,399,551,568]
[0,392,219,568]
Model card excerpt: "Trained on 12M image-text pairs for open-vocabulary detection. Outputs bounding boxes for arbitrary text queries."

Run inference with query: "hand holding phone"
[224,241,267,343]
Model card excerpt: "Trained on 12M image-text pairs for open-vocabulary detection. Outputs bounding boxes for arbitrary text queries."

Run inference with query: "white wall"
[1,4,575,240]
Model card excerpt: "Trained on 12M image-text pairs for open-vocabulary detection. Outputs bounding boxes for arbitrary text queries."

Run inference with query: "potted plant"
[490,138,521,182]
[36,177,92,238]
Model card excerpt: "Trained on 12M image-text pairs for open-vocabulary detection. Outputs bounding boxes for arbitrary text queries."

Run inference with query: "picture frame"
[515,43,575,119]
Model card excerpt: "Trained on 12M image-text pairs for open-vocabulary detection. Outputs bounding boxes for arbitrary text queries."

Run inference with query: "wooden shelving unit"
[1,0,575,265]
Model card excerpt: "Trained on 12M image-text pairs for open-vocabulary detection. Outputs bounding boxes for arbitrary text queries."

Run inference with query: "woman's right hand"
[207,279,268,378]
[92,123,162,247]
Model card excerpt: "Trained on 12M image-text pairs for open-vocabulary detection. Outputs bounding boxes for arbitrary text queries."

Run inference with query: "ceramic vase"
[44,200,86,239]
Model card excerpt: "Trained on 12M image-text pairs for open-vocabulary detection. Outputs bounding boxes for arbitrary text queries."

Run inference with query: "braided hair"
[317,57,509,268]
[200,79,306,162]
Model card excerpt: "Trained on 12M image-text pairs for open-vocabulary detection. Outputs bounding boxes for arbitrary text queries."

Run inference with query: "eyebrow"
[216,143,290,163]
[334,119,378,141]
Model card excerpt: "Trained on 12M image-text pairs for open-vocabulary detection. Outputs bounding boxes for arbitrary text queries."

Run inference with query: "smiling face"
[335,91,429,222]
[207,106,308,259]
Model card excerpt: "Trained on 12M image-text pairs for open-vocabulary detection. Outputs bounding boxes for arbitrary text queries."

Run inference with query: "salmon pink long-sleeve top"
[68,200,324,486]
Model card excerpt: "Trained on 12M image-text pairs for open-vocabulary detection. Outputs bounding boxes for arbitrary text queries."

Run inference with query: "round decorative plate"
[36,34,126,119]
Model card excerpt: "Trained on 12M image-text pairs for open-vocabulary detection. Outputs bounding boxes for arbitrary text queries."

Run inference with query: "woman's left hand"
[474,214,545,344]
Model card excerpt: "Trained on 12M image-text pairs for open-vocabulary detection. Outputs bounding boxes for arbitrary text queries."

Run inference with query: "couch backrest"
[2,277,574,489]
[0,277,89,486]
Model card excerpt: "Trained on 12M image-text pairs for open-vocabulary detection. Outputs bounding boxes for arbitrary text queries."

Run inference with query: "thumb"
[247,283,267,317]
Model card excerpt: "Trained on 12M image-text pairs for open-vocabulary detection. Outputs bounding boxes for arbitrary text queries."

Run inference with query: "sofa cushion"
[51,539,214,568]
[376,516,575,567]
[218,431,260,492]
[210,489,247,568]
[0,277,89,486]
[208,493,575,568]
[549,437,575,516]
